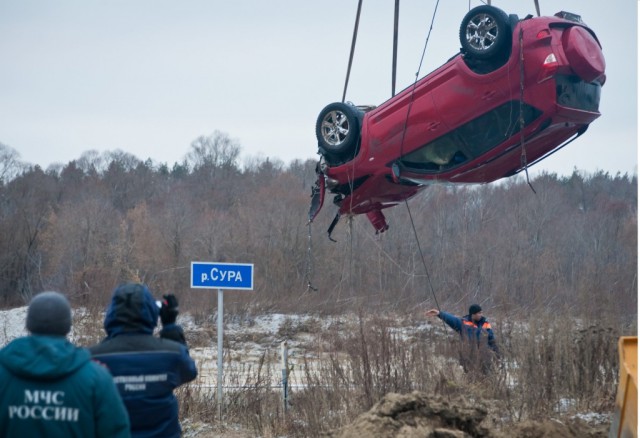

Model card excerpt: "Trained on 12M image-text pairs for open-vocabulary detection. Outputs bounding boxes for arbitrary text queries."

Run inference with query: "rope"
[404,200,441,310]
[354,220,415,276]
[304,221,318,292]
[342,0,363,103]
[518,28,536,194]
[332,0,364,241]
[398,0,441,159]
[348,217,354,294]
[393,0,446,321]
[335,1,444,317]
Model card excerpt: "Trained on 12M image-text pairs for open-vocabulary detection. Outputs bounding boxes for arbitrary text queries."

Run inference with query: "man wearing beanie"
[90,283,197,438]
[0,291,131,437]
[425,304,499,373]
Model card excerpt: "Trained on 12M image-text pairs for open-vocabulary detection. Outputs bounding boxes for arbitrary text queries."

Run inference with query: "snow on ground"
[0,305,612,430]
[0,306,86,347]
[189,313,331,389]
[0,306,28,346]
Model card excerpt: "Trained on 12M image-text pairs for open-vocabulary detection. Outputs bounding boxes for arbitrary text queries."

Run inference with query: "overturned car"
[310,5,605,235]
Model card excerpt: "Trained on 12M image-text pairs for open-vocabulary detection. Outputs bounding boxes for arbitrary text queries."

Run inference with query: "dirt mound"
[323,391,490,438]
[323,391,608,438]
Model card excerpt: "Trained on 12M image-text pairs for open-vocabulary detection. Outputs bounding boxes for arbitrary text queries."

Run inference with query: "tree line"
[0,132,636,321]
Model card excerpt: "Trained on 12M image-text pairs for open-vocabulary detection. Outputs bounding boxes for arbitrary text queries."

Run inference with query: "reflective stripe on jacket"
[438,311,498,353]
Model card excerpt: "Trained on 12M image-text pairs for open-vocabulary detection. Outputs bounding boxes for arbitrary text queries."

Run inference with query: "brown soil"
[322,391,609,438]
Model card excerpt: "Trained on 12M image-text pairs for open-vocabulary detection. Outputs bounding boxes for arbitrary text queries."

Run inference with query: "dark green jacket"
[0,335,131,438]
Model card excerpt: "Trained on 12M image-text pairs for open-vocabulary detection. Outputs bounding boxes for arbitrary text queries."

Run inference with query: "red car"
[310,5,605,236]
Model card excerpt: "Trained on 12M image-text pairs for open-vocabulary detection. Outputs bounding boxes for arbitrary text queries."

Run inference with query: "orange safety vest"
[462,319,492,330]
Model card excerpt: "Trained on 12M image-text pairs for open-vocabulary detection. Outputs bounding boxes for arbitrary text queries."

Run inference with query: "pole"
[281,341,289,412]
[217,289,224,420]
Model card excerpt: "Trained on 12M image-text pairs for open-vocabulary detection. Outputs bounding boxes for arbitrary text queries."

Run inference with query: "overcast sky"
[0,0,636,176]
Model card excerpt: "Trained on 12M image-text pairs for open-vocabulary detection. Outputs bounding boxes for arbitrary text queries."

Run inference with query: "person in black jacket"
[89,283,197,438]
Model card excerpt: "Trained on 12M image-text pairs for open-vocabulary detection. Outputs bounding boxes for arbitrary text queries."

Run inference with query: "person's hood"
[104,283,159,337]
[0,335,88,380]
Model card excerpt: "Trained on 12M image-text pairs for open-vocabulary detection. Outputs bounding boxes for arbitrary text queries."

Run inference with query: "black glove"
[160,294,179,325]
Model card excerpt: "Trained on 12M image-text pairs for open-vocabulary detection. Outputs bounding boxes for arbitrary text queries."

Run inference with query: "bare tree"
[0,142,24,184]
[186,130,240,172]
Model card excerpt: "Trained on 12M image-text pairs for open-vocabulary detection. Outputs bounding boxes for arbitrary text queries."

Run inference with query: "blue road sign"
[191,262,254,290]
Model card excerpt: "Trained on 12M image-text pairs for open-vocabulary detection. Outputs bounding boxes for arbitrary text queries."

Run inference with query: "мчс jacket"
[0,335,131,438]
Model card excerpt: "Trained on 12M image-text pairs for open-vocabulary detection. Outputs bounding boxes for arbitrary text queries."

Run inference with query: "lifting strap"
[342,0,363,103]
[392,0,399,96]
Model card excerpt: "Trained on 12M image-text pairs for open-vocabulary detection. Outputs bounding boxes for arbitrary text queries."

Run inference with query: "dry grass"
[176,311,629,437]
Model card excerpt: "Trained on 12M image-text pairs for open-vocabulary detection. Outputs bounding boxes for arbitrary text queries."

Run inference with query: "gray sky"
[0,0,636,176]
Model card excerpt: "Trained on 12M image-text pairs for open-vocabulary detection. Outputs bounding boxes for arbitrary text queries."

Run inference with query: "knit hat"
[468,304,482,316]
[26,291,72,336]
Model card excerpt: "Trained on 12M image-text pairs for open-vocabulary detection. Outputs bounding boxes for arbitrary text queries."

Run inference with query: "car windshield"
[400,101,542,172]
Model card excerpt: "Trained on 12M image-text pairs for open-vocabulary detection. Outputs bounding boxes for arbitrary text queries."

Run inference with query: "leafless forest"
[0,132,637,435]
[0,133,636,320]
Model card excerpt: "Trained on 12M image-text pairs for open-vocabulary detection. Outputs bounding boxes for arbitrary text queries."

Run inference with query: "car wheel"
[459,5,510,60]
[316,102,360,162]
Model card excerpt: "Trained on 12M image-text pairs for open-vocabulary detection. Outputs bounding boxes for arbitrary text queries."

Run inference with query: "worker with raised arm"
[426,304,499,373]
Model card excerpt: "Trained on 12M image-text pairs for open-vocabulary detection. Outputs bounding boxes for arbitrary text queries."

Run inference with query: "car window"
[400,101,542,172]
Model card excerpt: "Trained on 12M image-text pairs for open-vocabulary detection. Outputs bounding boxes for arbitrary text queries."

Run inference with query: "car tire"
[316,102,360,163]
[459,5,510,61]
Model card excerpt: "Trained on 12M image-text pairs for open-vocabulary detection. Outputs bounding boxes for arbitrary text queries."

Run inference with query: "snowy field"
[0,307,347,390]
[0,307,432,392]
[0,305,614,434]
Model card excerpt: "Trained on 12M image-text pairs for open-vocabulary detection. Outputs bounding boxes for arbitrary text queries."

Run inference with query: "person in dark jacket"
[425,304,499,373]
[0,291,131,438]
[89,283,197,438]
[425,304,498,352]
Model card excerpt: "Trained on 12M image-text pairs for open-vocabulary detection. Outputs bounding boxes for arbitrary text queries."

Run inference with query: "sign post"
[191,262,254,420]
[217,288,223,419]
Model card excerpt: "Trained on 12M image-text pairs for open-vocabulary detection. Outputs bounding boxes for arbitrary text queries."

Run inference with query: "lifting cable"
[342,0,364,103]
[337,0,362,262]
[405,200,441,310]
[395,0,443,312]
[392,0,400,96]
[306,0,363,293]
[321,0,442,312]
[398,0,440,159]
[518,28,536,194]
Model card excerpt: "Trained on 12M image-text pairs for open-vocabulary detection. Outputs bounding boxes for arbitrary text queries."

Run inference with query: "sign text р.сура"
[191,262,254,290]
